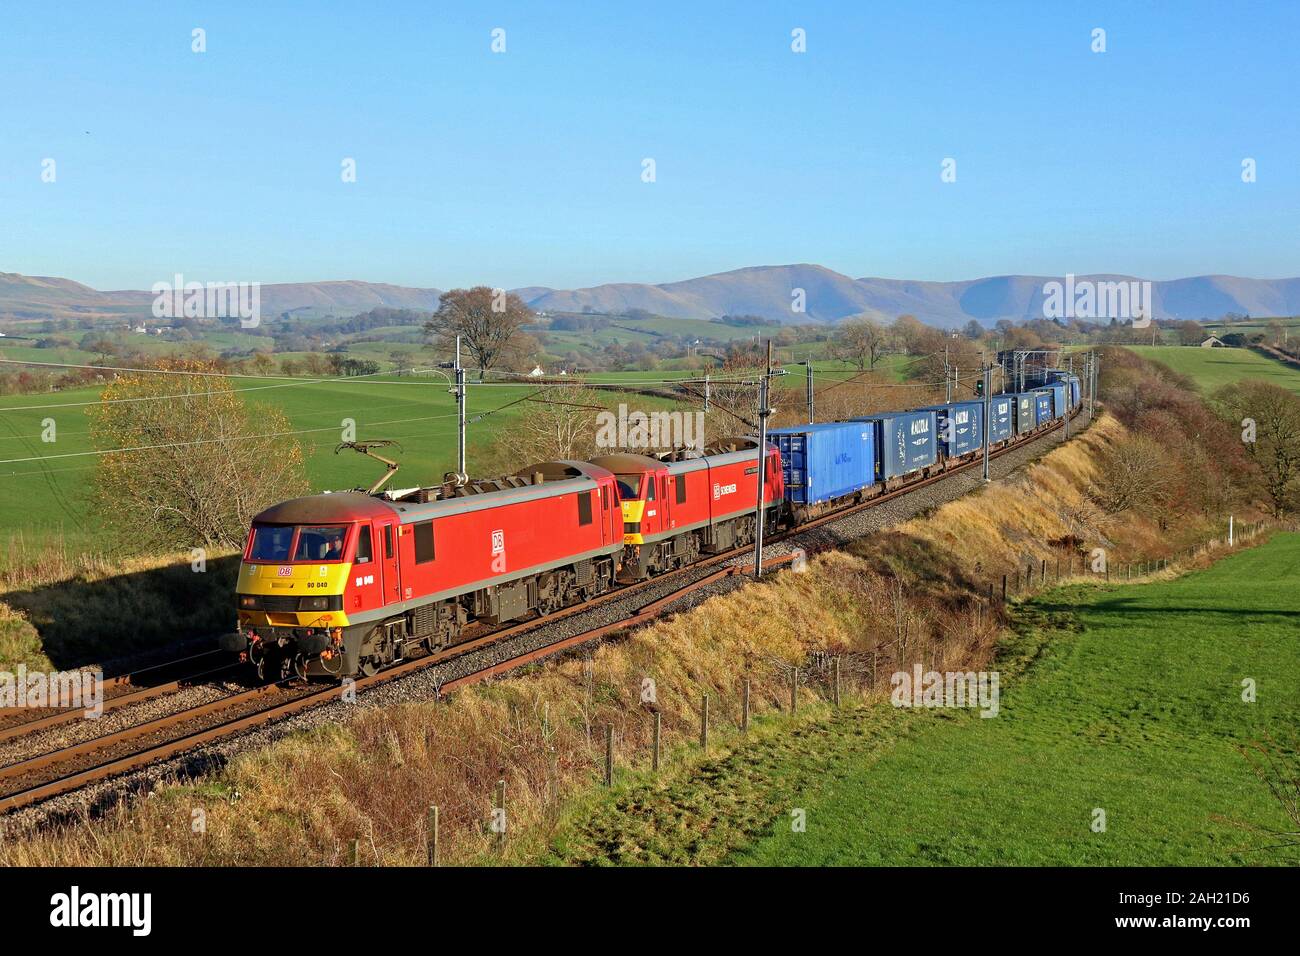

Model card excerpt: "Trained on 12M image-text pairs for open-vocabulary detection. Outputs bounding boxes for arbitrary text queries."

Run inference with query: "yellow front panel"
[621,498,646,545]
[236,561,353,629]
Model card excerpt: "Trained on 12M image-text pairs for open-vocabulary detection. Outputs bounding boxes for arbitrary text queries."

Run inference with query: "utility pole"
[945,345,951,402]
[455,335,466,480]
[753,340,773,579]
[1064,353,1073,440]
[982,361,991,482]
[703,372,711,412]
[806,361,815,424]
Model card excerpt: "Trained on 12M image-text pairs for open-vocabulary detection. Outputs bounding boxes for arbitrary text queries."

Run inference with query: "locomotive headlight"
[299,596,330,611]
[239,595,258,609]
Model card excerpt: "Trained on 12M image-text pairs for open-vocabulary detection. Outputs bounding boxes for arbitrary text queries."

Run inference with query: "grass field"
[0,375,560,552]
[1123,345,1300,393]
[733,534,1300,865]
[0,368,717,554]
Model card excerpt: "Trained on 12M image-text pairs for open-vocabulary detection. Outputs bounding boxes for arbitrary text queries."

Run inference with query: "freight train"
[222,378,1082,680]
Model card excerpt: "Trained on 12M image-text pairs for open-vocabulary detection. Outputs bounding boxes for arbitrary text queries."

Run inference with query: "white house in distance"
[1200,335,1226,348]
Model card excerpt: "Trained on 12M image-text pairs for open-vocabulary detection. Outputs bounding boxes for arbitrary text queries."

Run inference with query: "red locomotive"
[227,460,624,679]
[591,436,783,579]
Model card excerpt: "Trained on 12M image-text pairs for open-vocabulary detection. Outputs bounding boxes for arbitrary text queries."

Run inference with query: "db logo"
[491,530,505,555]
[277,566,292,577]
[713,482,736,499]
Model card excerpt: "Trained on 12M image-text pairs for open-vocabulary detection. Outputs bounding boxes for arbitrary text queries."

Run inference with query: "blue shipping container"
[851,410,936,480]
[1013,393,1036,434]
[922,402,983,457]
[987,395,1014,442]
[1047,382,1069,418]
[768,422,875,506]
[1048,371,1081,408]
[1033,390,1054,425]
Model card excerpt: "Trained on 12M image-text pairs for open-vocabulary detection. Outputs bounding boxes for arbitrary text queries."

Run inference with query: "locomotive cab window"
[355,525,373,565]
[615,475,641,499]
[413,521,435,564]
[293,526,349,562]
[249,525,294,562]
[675,474,686,504]
[646,478,656,502]
[577,491,593,526]
[383,524,394,560]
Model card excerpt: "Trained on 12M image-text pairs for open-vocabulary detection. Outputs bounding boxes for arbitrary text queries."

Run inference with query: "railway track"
[0,650,235,744]
[0,407,1086,815]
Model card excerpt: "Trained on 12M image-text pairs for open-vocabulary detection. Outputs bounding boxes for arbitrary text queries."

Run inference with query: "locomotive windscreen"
[248,524,351,562]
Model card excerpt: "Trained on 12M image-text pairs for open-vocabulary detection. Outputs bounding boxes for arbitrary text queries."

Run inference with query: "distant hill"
[4,266,1298,328]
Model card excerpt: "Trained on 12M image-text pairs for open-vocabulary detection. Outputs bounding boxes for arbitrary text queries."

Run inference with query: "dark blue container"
[987,394,1014,442]
[851,410,937,480]
[1047,370,1081,408]
[1032,389,1054,425]
[922,401,983,458]
[1046,382,1069,418]
[1013,393,1037,434]
[768,422,875,505]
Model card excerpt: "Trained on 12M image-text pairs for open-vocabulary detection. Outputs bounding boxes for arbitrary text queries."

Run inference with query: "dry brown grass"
[0,536,241,670]
[0,412,1247,866]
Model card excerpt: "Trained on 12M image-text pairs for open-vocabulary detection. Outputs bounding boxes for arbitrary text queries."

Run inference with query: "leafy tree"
[1215,380,1300,517]
[89,361,308,551]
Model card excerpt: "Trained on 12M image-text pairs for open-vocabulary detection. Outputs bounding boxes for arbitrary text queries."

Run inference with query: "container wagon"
[768,422,875,521]
[1013,393,1037,435]
[922,401,984,460]
[1032,389,1054,425]
[986,394,1015,443]
[850,410,937,484]
[1046,382,1069,419]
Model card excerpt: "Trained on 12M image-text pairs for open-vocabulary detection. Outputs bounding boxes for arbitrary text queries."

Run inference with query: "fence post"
[427,805,439,867]
[791,667,799,714]
[605,724,614,786]
[652,711,661,771]
[1056,557,1060,580]
[350,839,360,867]
[833,657,842,707]
[742,679,751,733]
[700,695,709,752]
[1001,575,1007,602]
[1040,559,1046,585]
[495,779,507,853]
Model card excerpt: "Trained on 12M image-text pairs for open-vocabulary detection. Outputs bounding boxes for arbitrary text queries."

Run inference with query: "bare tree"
[89,361,309,551]
[487,386,610,468]
[424,286,535,377]
[1093,434,1175,515]
[835,316,890,370]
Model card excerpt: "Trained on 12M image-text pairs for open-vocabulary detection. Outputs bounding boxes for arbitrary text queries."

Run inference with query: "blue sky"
[2,1,1296,291]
